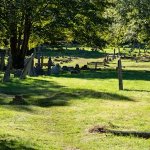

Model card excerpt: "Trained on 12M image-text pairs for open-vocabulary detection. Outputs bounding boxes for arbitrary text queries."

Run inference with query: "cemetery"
[0,0,150,150]
[0,45,150,149]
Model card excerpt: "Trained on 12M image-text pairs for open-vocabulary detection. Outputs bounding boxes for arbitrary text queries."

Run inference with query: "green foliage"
[0,0,149,52]
[34,0,111,48]
[115,0,150,47]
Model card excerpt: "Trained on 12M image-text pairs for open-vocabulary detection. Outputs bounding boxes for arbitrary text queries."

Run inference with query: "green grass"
[0,55,150,149]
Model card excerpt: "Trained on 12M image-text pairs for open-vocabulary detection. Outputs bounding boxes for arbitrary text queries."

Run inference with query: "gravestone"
[103,58,107,66]
[118,58,123,90]
[3,53,12,82]
[47,57,53,75]
[62,66,69,71]
[75,64,80,71]
[106,55,109,62]
[51,64,61,75]
[20,51,36,79]
[81,65,89,70]
[29,59,36,76]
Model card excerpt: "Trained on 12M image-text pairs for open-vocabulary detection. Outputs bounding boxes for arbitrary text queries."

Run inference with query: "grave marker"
[3,53,12,82]
[20,50,36,79]
[118,58,123,90]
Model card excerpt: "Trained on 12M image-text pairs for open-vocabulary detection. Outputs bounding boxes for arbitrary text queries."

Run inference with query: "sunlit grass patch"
[0,57,150,149]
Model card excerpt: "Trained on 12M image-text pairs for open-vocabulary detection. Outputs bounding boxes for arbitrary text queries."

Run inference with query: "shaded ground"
[41,49,105,59]
[0,76,134,109]
[57,69,150,81]
[0,138,36,150]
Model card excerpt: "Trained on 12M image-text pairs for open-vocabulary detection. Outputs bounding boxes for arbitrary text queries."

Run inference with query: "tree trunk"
[21,14,32,58]
[12,54,25,69]
[10,22,20,68]
[10,13,32,69]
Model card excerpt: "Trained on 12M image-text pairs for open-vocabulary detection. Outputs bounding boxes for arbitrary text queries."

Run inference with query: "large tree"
[0,0,50,68]
[0,0,110,69]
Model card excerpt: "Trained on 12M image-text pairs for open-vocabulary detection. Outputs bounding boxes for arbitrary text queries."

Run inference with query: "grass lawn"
[0,52,150,149]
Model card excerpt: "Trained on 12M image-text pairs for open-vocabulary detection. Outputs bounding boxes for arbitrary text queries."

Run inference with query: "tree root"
[89,126,150,139]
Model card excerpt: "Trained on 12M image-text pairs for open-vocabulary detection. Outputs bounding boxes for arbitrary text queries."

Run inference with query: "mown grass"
[0,55,150,149]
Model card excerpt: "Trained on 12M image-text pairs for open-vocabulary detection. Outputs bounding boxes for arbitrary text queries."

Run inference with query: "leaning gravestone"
[51,64,61,75]
[29,59,36,76]
[20,50,36,79]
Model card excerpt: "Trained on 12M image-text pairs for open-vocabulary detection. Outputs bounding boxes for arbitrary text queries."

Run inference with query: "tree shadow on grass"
[0,138,36,150]
[124,89,150,93]
[34,90,135,107]
[0,77,135,111]
[45,49,105,59]
[57,69,150,81]
[73,89,134,101]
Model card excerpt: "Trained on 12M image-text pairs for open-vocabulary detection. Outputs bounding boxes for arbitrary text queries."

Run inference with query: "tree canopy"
[0,0,149,68]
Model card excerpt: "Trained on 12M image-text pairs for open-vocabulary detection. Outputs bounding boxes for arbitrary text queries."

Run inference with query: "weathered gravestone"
[71,64,80,74]
[81,65,89,70]
[103,58,107,66]
[3,53,12,82]
[29,59,36,76]
[20,51,36,79]
[75,64,80,72]
[51,64,61,75]
[117,58,123,90]
[47,57,53,75]
[62,66,69,71]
